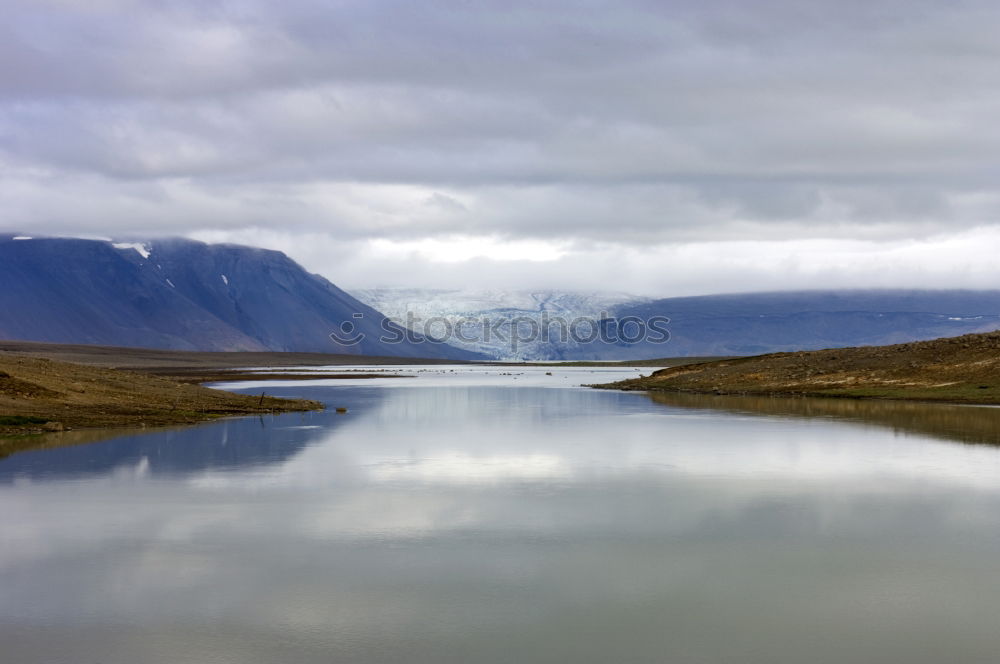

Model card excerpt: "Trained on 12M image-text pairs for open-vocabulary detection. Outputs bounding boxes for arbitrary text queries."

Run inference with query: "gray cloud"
[2,0,1000,290]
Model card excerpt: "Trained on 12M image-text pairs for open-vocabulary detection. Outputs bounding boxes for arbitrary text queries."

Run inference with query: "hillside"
[598,331,1000,404]
[0,236,482,360]
[603,290,1000,359]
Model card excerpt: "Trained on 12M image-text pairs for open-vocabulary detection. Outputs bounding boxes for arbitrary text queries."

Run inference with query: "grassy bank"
[595,331,1000,404]
[0,354,323,443]
[0,339,471,371]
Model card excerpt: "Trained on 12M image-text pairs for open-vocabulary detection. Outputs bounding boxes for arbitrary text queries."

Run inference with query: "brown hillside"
[0,354,323,441]
[598,331,1000,404]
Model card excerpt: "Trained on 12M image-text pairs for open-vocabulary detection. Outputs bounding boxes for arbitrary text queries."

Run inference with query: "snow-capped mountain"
[0,236,484,359]
[350,288,651,360]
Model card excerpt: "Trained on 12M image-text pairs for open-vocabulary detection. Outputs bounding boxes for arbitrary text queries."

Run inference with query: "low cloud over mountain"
[0,236,482,359]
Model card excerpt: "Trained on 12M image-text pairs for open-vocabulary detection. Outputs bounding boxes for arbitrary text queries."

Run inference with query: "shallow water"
[3,366,1000,663]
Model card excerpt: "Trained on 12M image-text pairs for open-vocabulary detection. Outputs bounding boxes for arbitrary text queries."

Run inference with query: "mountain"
[354,287,1000,361]
[0,236,482,360]
[12,238,996,362]
[606,290,1000,359]
[350,288,651,360]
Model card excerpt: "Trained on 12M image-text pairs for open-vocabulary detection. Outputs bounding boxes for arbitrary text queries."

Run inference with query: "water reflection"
[0,388,387,482]
[0,416,328,482]
[647,391,1000,447]
[0,426,150,461]
[3,370,1000,663]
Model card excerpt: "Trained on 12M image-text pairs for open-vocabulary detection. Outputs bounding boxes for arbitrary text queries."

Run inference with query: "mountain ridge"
[611,290,1000,358]
[352,286,1000,360]
[0,236,482,360]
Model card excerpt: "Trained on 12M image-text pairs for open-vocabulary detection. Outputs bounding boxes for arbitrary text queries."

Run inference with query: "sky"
[2,0,1000,296]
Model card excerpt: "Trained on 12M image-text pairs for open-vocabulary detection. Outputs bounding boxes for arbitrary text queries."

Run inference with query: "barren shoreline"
[0,354,325,449]
[596,331,1000,405]
[0,340,472,370]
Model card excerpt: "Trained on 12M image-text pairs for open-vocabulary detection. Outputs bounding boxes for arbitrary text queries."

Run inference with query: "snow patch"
[112,242,151,259]
[221,274,229,285]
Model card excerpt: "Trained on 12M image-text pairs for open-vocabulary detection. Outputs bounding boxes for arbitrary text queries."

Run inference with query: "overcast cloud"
[3,0,1000,295]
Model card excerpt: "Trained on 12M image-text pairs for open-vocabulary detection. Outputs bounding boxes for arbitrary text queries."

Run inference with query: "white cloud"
[186,225,1000,296]
[367,236,570,263]
[3,0,1000,293]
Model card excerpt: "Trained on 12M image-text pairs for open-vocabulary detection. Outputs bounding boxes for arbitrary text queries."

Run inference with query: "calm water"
[4,366,1000,663]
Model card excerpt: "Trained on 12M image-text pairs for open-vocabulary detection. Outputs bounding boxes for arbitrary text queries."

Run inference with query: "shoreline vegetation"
[0,353,325,446]
[595,331,1000,405]
[0,340,473,370]
[0,339,476,446]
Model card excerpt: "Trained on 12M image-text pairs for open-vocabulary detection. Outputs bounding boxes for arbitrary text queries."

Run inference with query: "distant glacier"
[352,287,1000,361]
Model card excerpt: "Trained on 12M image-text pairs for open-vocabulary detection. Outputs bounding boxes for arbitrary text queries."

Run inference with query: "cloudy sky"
[3,0,1000,295]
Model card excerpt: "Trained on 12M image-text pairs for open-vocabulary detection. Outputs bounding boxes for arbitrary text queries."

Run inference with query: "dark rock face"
[0,237,482,359]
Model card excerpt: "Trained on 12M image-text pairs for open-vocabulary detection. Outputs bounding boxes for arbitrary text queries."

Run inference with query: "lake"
[3,365,1000,663]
